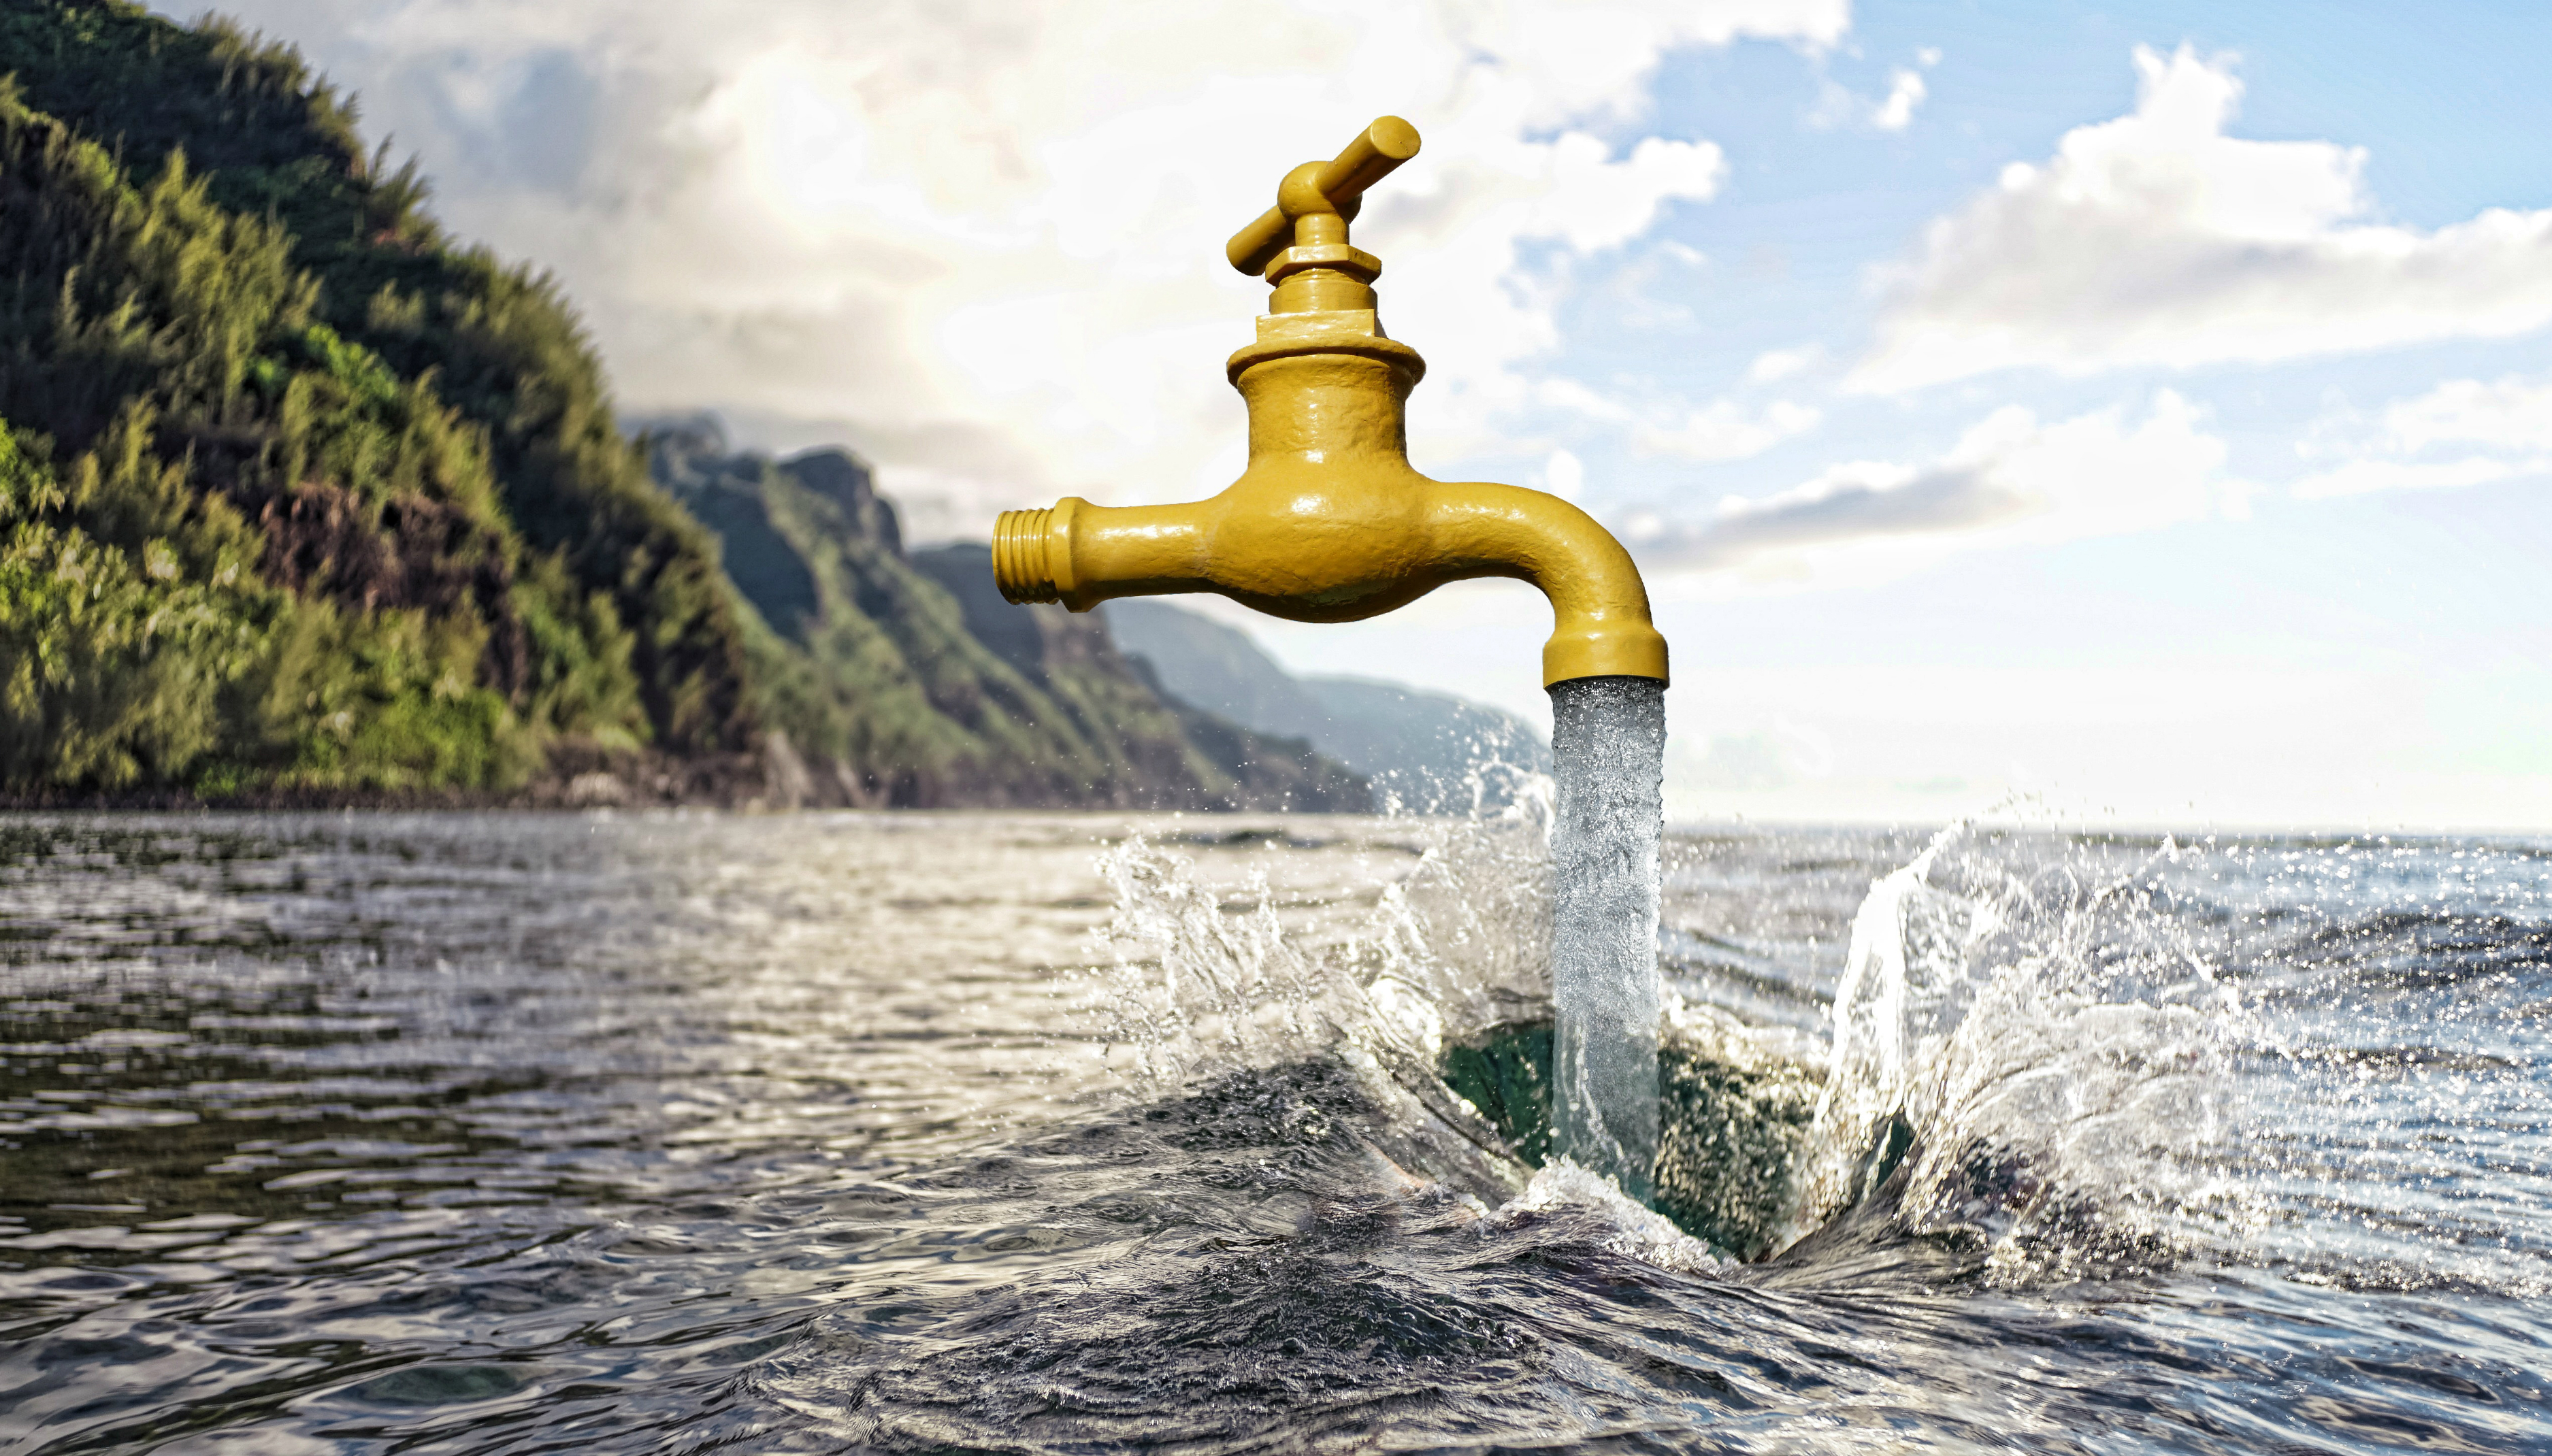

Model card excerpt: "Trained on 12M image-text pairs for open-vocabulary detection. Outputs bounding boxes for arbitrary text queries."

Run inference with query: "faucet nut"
[994,497,1085,606]
[1264,243,1381,284]
[992,508,1060,604]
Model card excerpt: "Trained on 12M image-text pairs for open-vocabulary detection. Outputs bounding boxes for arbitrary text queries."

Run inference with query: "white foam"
[1501,1157,1726,1276]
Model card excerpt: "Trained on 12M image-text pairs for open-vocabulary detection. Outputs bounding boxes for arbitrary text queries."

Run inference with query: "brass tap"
[992,116,1667,687]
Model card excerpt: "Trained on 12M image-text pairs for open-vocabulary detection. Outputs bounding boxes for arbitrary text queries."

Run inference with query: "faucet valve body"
[989,116,1667,689]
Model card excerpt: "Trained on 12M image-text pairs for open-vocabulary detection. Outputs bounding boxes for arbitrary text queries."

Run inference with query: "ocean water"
[1,810,2547,1453]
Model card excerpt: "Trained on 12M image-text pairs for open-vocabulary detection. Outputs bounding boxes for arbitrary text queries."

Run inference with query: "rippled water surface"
[2,811,2547,1453]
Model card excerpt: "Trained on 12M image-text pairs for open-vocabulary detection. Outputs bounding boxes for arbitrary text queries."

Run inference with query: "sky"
[175,0,2552,830]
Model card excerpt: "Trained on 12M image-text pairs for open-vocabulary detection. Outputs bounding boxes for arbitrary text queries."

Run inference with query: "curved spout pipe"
[994,482,1666,687]
[992,321,1667,687]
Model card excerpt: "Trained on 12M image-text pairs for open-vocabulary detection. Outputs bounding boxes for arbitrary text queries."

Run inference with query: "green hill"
[0,0,1362,810]
[645,420,1366,810]
[0,0,742,796]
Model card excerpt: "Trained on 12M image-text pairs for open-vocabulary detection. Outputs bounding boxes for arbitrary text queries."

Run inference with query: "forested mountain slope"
[0,0,745,796]
[646,420,1364,809]
[0,0,1360,809]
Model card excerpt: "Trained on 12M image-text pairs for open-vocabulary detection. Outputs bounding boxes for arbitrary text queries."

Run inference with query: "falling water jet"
[1548,676,1665,1199]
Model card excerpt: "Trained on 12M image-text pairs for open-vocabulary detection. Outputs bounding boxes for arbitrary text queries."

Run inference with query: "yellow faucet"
[992,116,1667,688]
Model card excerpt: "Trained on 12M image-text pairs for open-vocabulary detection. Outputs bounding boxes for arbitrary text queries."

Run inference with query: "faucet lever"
[1225,116,1422,276]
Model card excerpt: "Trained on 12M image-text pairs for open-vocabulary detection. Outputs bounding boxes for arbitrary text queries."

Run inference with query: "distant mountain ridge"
[642,418,1367,811]
[1104,599,1552,812]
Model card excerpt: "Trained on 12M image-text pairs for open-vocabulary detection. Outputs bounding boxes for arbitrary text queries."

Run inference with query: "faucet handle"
[1226,116,1422,276]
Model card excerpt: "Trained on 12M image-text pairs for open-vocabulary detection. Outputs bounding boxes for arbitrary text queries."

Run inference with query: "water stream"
[1544,676,1665,1200]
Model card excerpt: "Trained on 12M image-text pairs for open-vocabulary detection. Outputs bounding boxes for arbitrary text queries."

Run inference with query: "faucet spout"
[987,116,1666,689]
[1420,481,1669,686]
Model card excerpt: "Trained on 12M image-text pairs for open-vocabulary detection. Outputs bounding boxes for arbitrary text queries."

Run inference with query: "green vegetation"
[0,0,1359,807]
[0,0,737,797]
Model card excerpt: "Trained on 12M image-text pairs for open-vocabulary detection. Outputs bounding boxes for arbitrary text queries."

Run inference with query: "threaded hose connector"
[993,507,1061,603]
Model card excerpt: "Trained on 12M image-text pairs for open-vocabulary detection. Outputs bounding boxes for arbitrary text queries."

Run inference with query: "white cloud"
[2291,457,2541,500]
[1870,68,1926,132]
[1634,399,1821,461]
[1854,45,2552,393]
[1543,448,1587,501]
[1635,390,2242,575]
[196,0,1847,541]
[1746,344,1821,382]
[1537,376,1821,467]
[1809,48,1935,133]
[2376,374,2552,454]
[1533,378,1636,423]
[2289,373,2552,499]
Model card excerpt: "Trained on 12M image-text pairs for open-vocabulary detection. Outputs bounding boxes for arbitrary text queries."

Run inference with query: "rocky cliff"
[644,420,1367,810]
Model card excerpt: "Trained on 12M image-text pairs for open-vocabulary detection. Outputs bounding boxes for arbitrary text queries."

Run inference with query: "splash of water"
[1781,821,1973,1235]
[1500,1157,1724,1275]
[1088,806,1555,1089]
[1086,697,1664,1209]
[1089,839,1354,1087]
[1545,677,1666,1202]
[1083,815,1575,1206]
[1776,822,2253,1283]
